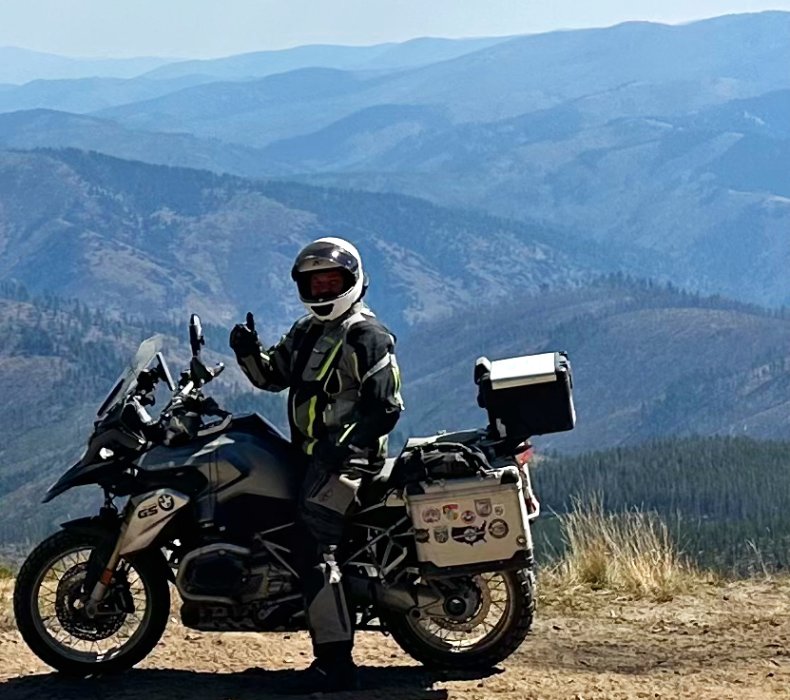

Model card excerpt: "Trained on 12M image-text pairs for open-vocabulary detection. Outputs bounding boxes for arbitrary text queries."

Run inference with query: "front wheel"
[381,569,534,669]
[13,529,170,676]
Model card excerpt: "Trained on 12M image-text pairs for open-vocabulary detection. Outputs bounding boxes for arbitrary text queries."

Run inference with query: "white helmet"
[291,237,367,322]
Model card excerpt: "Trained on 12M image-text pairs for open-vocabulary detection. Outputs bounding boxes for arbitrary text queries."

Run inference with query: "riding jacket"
[235,303,404,458]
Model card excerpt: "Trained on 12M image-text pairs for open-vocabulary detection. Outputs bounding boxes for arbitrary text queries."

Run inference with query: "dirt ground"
[1,577,789,700]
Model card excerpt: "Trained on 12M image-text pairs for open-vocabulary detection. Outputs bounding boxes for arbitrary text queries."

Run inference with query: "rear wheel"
[381,569,534,669]
[14,529,170,676]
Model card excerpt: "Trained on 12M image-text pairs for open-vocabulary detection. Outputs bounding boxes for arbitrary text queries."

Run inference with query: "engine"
[176,543,295,605]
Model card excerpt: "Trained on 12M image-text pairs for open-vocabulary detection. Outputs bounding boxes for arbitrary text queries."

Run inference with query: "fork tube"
[88,520,129,603]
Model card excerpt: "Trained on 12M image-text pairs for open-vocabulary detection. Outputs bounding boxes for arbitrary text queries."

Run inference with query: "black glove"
[229,323,260,357]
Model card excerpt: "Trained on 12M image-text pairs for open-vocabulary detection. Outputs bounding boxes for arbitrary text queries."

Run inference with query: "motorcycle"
[13,314,554,676]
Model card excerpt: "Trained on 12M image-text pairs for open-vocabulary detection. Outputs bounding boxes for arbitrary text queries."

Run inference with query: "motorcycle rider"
[229,237,404,691]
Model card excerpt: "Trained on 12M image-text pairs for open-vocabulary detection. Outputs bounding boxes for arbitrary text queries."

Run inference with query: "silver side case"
[405,467,533,571]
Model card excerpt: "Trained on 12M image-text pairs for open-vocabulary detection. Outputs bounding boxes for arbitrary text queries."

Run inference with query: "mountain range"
[1,13,787,307]
[0,47,175,85]
[0,148,618,333]
[89,13,790,145]
[1,13,790,547]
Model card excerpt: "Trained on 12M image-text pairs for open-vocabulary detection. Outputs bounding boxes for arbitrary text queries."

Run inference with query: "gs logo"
[137,504,158,519]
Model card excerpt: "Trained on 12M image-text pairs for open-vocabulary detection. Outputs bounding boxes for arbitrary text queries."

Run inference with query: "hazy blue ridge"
[0,47,178,84]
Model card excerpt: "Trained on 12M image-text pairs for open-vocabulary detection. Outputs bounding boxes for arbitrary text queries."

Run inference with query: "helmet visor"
[292,241,360,276]
[292,241,360,302]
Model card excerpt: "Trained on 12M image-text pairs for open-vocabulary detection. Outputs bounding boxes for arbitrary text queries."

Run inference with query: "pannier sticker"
[433,526,449,544]
[462,510,476,524]
[475,498,492,517]
[489,519,509,539]
[442,504,459,521]
[493,504,506,517]
[422,508,441,524]
[414,528,430,543]
[452,523,487,546]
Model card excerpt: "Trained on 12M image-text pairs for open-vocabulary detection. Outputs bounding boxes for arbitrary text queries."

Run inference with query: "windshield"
[96,335,164,418]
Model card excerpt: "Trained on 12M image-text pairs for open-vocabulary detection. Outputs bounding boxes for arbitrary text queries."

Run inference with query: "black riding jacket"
[235,303,404,458]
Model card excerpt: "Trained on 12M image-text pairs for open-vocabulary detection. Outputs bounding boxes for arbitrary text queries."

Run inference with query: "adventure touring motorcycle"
[13,315,575,675]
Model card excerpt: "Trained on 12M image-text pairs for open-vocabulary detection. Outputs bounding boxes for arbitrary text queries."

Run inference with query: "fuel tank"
[135,414,305,534]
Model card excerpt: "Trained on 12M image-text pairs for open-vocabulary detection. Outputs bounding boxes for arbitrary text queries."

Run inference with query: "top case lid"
[489,352,558,390]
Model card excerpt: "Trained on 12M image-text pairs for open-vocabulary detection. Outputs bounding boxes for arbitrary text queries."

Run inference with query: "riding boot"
[304,640,358,692]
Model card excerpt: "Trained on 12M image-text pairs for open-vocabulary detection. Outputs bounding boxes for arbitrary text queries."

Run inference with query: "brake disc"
[433,576,492,633]
[54,563,127,641]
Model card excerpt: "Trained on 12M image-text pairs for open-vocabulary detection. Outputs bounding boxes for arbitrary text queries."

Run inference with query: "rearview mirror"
[189,314,204,357]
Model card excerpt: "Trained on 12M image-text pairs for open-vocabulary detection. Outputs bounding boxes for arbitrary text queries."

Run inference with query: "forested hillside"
[3,277,790,550]
[0,283,284,547]
[398,277,790,450]
[533,436,790,574]
[0,148,615,332]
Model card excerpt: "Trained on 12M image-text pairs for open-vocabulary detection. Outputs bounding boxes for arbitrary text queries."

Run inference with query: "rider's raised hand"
[229,321,260,357]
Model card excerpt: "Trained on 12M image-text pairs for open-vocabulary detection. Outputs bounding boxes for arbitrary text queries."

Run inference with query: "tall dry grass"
[0,578,13,632]
[542,495,703,602]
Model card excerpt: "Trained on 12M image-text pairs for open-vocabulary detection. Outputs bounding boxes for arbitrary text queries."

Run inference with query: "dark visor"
[291,242,359,280]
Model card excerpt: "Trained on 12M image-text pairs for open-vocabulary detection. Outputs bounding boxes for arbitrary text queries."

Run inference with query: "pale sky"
[1,0,789,58]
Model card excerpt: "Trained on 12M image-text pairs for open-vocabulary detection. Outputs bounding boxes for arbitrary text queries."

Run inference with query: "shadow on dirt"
[0,665,500,699]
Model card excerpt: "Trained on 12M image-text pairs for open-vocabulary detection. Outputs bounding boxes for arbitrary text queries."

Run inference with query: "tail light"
[514,441,540,518]
[514,441,533,467]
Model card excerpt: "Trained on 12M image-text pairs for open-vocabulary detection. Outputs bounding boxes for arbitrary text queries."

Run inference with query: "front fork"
[85,488,189,609]
[87,521,130,610]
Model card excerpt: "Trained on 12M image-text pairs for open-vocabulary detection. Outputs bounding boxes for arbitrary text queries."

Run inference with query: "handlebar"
[190,357,224,387]
[97,312,232,449]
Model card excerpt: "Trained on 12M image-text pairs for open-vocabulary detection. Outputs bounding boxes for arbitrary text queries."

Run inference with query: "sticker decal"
[434,526,449,544]
[475,499,492,517]
[493,504,506,517]
[452,523,487,546]
[489,519,509,539]
[414,528,430,543]
[462,510,476,524]
[442,504,459,521]
[422,507,441,524]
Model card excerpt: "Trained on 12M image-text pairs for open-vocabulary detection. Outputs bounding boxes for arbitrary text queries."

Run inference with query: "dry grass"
[541,495,706,604]
[0,578,12,632]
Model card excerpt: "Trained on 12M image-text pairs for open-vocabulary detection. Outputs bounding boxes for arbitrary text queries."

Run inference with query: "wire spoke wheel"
[409,572,514,651]
[382,568,534,669]
[32,547,150,664]
[14,529,170,675]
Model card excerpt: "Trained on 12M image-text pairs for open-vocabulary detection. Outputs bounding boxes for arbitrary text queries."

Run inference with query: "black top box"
[475,351,575,444]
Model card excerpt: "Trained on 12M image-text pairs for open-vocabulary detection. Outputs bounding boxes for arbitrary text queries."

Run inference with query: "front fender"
[60,514,120,537]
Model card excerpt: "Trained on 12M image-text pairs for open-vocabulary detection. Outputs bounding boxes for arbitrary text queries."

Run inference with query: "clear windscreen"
[96,335,164,418]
